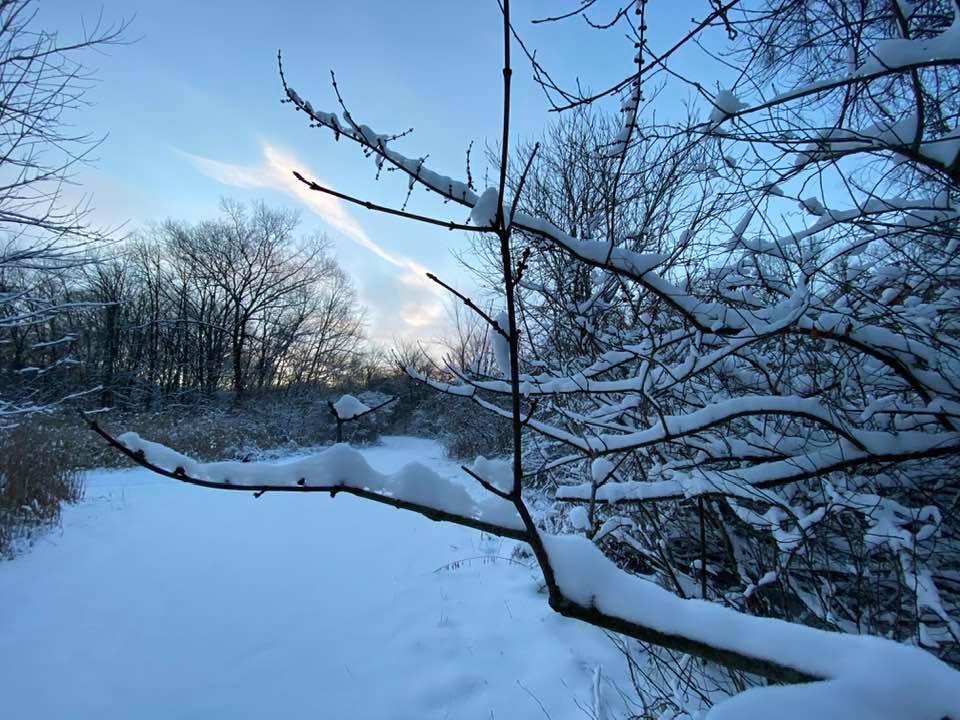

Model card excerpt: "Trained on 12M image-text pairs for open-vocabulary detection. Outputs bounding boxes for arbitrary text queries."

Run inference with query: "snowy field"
[0,437,628,719]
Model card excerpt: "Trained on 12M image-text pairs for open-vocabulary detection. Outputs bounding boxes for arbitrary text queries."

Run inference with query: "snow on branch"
[331,394,371,420]
[84,417,525,541]
[543,533,960,718]
[700,9,960,137]
[556,431,960,504]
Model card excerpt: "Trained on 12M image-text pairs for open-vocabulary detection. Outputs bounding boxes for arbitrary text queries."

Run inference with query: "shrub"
[0,420,84,557]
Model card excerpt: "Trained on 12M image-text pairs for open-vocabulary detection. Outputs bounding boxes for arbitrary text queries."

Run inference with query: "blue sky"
[39,1,716,345]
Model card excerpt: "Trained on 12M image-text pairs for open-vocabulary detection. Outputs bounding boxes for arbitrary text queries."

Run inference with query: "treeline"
[0,200,367,410]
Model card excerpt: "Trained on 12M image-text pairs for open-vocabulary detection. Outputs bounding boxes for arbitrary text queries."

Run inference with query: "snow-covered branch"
[85,416,526,541]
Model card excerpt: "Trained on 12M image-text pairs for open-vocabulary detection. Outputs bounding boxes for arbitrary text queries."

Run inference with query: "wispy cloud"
[400,302,443,327]
[181,143,436,285]
[181,152,274,191]
[180,143,444,336]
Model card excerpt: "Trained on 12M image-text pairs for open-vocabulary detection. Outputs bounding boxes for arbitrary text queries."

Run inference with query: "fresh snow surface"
[332,393,370,420]
[0,437,631,720]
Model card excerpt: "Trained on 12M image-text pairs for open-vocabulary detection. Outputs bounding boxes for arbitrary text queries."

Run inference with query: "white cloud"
[180,143,443,334]
[400,302,443,327]
[180,153,274,190]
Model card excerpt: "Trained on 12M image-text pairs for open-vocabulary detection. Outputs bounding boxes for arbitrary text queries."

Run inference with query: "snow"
[708,89,747,124]
[332,393,370,420]
[800,196,826,216]
[728,208,754,247]
[789,114,960,171]
[470,187,501,227]
[760,10,960,111]
[568,506,591,530]
[115,432,523,534]
[285,85,480,208]
[557,429,960,504]
[0,437,634,720]
[856,9,960,78]
[513,212,668,278]
[491,310,512,377]
[466,455,513,492]
[921,127,960,167]
[591,456,614,484]
[575,394,852,455]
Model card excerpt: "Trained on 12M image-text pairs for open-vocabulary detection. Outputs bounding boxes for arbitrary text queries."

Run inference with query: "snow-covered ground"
[0,437,629,719]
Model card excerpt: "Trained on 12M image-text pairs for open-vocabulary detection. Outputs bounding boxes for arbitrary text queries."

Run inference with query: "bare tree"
[164,200,336,398]
[0,0,126,419]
